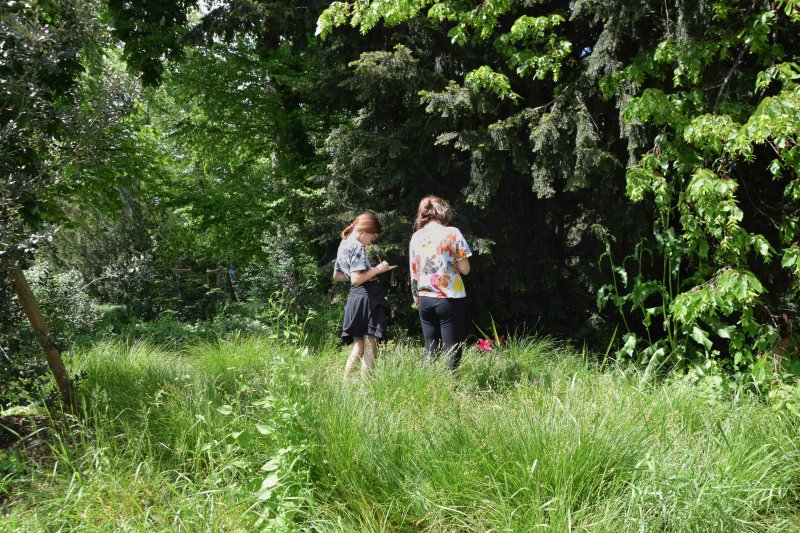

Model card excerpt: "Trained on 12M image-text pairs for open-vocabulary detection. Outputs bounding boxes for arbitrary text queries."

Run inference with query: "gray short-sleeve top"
[334,234,371,279]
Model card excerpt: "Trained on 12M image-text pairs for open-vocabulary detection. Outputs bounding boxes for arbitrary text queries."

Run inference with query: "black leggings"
[418,296,466,370]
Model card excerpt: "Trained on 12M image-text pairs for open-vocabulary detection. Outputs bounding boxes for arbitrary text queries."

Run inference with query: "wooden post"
[6,264,76,412]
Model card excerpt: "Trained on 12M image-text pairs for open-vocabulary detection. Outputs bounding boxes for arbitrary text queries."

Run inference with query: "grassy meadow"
[1,336,799,531]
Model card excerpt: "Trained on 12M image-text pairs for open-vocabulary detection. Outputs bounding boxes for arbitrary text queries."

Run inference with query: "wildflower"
[476,338,494,351]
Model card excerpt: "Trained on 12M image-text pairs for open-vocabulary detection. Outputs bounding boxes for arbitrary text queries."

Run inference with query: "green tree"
[318,0,800,381]
[597,1,800,383]
[1,0,108,409]
[103,0,800,385]
[1,0,170,408]
[316,0,643,333]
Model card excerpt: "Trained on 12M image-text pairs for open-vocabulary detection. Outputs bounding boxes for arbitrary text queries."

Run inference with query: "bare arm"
[332,270,349,283]
[351,261,390,286]
[455,257,471,276]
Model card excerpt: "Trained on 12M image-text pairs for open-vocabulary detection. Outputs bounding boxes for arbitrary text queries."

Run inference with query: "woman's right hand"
[374,261,391,274]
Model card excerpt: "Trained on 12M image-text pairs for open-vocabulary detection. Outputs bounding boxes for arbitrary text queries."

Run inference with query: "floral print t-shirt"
[409,222,472,302]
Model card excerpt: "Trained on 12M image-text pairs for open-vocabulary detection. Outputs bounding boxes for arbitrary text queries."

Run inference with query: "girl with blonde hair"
[333,213,392,378]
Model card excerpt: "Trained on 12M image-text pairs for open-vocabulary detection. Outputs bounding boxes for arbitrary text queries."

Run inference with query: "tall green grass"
[303,339,800,531]
[1,338,312,531]
[2,336,798,531]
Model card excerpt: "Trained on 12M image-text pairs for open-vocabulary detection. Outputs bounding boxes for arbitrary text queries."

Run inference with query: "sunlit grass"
[1,336,798,531]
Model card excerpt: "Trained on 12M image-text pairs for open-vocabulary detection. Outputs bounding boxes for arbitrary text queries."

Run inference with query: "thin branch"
[713,45,748,113]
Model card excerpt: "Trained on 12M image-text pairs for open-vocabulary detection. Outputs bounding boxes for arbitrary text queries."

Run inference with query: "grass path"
[1,336,799,531]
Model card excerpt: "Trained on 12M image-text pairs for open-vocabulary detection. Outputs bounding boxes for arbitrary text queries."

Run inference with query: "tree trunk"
[6,263,77,412]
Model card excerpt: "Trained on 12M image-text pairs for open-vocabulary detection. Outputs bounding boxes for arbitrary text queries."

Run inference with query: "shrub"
[0,260,100,409]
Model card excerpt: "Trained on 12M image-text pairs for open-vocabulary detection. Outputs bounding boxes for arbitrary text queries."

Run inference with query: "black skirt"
[341,279,389,344]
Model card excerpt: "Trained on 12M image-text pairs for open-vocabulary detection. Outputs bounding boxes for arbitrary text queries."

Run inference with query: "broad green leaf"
[691,326,713,351]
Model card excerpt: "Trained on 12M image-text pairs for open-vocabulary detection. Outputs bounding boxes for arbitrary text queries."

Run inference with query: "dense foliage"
[1,0,109,405]
[3,0,800,406]
[5,5,800,528]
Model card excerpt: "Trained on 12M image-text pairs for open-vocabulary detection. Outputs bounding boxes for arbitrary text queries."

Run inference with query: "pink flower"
[476,339,494,352]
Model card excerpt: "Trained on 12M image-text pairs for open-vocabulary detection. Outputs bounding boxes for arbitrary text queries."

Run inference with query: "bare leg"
[362,336,378,374]
[343,339,364,380]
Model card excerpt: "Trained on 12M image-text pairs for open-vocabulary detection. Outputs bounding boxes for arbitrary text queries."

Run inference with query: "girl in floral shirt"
[409,196,472,370]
